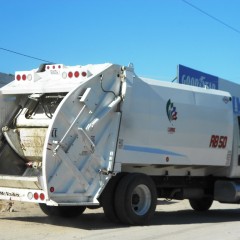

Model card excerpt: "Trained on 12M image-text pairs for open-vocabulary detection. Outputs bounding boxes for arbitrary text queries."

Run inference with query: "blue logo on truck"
[178,64,218,89]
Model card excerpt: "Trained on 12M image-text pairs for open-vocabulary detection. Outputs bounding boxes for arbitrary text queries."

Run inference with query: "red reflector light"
[50,187,55,193]
[34,192,39,200]
[47,66,50,69]
[22,74,26,81]
[53,65,55,69]
[58,65,61,69]
[40,193,45,201]
[81,71,87,77]
[68,72,73,78]
[74,71,79,78]
[16,75,21,81]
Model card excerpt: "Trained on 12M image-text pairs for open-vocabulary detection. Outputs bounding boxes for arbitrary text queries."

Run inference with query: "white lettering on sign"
[181,74,217,89]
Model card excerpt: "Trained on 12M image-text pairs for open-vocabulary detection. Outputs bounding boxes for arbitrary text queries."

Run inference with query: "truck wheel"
[100,173,126,222]
[39,204,86,218]
[189,198,213,211]
[114,173,157,225]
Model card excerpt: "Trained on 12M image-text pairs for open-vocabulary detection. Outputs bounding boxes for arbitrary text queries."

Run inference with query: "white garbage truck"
[0,63,239,225]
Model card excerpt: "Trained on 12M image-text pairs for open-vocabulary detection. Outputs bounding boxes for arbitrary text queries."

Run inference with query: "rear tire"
[189,198,213,211]
[114,173,157,225]
[100,173,126,222]
[39,204,86,218]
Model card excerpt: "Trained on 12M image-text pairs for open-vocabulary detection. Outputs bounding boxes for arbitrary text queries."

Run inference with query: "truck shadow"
[1,207,240,230]
[153,208,240,225]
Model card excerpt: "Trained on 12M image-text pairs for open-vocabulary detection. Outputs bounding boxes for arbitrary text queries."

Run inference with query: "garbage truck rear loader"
[0,63,238,225]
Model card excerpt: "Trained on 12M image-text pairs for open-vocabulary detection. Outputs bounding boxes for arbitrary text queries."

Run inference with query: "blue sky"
[0,0,240,83]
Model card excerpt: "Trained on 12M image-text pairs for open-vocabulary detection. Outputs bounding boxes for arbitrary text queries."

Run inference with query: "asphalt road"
[0,200,240,240]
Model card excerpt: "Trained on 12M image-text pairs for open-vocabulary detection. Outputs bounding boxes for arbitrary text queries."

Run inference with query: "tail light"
[34,192,39,200]
[82,71,87,77]
[22,74,26,80]
[16,73,31,81]
[45,64,63,70]
[74,71,80,78]
[68,71,73,78]
[40,193,45,201]
[27,191,45,201]
[62,71,88,79]
[16,74,21,81]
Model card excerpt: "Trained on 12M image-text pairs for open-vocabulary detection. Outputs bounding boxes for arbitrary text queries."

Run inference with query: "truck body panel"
[116,76,233,173]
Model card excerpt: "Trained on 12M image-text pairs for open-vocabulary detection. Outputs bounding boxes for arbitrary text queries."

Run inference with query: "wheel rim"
[131,184,151,216]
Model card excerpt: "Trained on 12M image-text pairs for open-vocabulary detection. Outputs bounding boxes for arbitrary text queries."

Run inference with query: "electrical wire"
[182,0,240,35]
[99,74,117,98]
[0,47,54,63]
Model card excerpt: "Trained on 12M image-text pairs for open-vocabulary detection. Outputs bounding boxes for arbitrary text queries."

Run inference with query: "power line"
[182,0,240,35]
[0,47,54,63]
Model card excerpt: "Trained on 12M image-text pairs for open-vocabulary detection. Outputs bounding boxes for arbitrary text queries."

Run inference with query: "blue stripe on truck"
[123,145,184,157]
